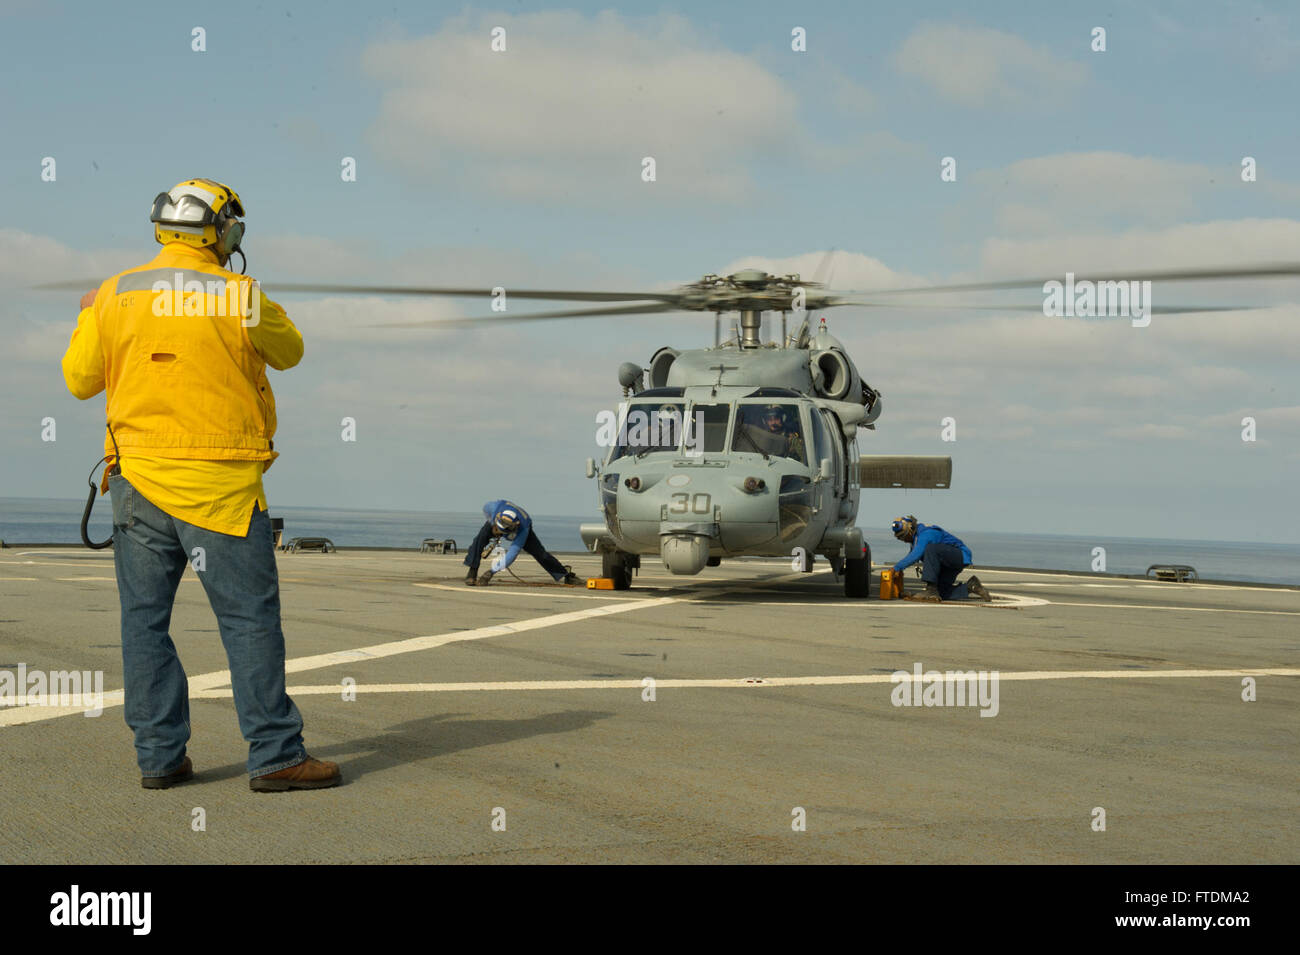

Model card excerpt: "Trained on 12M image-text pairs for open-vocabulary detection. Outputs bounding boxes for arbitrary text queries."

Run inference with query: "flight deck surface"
[2,550,1296,864]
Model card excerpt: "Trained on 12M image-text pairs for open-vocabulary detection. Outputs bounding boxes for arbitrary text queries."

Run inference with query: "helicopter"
[570,267,951,597]
[42,254,1300,597]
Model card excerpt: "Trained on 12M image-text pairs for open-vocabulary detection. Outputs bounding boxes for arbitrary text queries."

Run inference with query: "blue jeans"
[920,541,971,600]
[109,473,306,778]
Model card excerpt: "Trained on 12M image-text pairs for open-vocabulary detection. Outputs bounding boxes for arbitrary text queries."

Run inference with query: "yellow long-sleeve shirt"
[61,245,303,536]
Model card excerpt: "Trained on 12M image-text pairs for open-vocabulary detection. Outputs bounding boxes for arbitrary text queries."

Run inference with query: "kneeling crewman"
[465,500,577,586]
[890,515,992,602]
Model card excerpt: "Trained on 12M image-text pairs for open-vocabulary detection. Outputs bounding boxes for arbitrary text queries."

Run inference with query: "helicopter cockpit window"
[809,407,829,465]
[732,403,808,464]
[611,402,686,459]
[684,404,730,454]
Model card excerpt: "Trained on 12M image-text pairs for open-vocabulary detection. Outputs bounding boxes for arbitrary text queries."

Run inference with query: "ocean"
[1,497,1296,586]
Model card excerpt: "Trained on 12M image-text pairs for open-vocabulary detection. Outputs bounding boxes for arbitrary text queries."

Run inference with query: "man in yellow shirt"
[62,178,340,792]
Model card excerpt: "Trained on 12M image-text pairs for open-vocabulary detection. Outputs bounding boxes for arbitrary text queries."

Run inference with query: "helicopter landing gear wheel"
[602,550,634,590]
[844,543,871,598]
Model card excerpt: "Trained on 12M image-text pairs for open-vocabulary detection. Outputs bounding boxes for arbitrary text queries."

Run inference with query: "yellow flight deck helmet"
[149,178,246,258]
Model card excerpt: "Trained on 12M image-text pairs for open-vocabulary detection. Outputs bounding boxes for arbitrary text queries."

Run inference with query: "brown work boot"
[905,583,944,602]
[966,576,993,602]
[142,756,194,790]
[250,756,341,792]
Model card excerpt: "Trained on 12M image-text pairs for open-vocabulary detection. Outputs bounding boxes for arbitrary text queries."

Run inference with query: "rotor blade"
[32,279,109,291]
[266,283,684,303]
[368,301,682,329]
[837,262,1300,297]
[810,248,837,287]
[31,278,685,303]
[823,300,1272,315]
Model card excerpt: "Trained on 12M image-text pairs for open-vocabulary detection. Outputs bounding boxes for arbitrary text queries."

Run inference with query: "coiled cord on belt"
[80,424,120,550]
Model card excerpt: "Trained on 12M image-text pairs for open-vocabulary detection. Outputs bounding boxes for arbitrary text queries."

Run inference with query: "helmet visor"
[151,191,218,228]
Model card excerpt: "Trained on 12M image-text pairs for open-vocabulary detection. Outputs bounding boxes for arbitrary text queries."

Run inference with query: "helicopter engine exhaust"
[813,349,853,400]
[648,347,679,388]
[660,533,710,575]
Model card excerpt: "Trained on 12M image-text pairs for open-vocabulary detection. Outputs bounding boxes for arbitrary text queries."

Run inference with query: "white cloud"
[1105,423,1195,441]
[282,296,464,343]
[714,250,924,293]
[976,152,1215,232]
[969,150,1300,239]
[966,220,1300,335]
[978,217,1300,279]
[361,11,803,202]
[0,228,137,290]
[1203,405,1300,430]
[895,22,1086,107]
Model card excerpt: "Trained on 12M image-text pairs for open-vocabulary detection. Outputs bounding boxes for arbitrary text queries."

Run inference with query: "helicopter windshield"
[611,402,686,459]
[684,403,730,453]
[732,403,807,464]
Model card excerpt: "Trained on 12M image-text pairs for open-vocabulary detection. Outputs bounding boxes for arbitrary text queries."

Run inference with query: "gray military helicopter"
[569,268,952,597]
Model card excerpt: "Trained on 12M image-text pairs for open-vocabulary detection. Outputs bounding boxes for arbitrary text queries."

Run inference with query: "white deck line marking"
[976,569,1296,593]
[234,594,682,682]
[0,690,126,723]
[9,668,1298,718]
[737,593,1050,609]
[414,582,636,600]
[1052,601,1300,616]
[0,574,816,728]
[176,667,1300,698]
[0,594,680,727]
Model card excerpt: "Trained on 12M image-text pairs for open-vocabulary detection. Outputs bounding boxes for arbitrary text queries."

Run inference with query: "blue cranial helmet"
[891,515,917,541]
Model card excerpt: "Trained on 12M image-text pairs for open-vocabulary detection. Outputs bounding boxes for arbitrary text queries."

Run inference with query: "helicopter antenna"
[709,361,738,397]
[714,312,721,348]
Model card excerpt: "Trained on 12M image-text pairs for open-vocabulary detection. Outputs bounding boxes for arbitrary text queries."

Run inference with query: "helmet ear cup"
[215,218,244,257]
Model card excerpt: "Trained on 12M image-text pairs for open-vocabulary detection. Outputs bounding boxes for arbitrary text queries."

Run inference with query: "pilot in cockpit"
[736,404,805,462]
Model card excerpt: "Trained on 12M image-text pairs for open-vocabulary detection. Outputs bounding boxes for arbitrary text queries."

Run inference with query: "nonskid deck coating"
[1,550,1296,864]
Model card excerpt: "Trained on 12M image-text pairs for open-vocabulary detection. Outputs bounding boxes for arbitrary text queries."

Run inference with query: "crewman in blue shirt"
[465,500,578,586]
[890,515,992,601]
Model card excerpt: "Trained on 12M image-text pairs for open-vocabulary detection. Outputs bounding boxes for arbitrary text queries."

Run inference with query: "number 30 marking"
[670,492,711,514]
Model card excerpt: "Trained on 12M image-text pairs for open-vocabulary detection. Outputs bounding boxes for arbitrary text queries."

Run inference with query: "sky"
[1,0,1298,543]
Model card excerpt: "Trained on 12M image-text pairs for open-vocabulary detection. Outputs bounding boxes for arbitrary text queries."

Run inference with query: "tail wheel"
[844,542,871,598]
[602,550,633,590]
